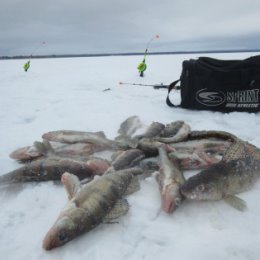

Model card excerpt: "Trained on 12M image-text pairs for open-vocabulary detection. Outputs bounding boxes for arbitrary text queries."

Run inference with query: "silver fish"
[42,167,142,250]
[157,145,185,213]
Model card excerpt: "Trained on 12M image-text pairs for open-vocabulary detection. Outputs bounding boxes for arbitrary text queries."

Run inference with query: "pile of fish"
[2,116,260,250]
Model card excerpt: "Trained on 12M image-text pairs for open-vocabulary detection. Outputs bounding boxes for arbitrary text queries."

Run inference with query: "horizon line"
[1,49,260,60]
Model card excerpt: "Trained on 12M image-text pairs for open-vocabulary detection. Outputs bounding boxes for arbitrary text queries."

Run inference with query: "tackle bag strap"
[166,79,180,107]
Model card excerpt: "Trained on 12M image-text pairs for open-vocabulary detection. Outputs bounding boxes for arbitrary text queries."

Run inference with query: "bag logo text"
[196,89,226,106]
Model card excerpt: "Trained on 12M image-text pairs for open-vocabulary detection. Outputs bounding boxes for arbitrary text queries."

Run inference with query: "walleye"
[42,167,143,250]
[155,121,191,143]
[110,149,145,171]
[181,157,260,211]
[42,130,106,143]
[9,145,43,163]
[9,140,105,163]
[157,145,185,213]
[42,130,129,150]
[137,139,175,157]
[134,122,165,139]
[0,157,110,184]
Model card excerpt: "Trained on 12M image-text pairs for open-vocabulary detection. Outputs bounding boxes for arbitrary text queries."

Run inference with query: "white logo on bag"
[196,89,226,106]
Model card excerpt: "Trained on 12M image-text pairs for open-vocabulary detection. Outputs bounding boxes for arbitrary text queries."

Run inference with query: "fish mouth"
[42,227,62,251]
[42,232,55,250]
[180,184,198,200]
[161,194,177,214]
[42,235,54,251]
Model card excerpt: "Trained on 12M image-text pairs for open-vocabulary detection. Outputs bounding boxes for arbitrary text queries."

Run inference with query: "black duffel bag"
[166,55,260,112]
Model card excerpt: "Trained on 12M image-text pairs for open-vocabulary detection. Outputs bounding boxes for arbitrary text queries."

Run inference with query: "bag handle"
[166,79,180,107]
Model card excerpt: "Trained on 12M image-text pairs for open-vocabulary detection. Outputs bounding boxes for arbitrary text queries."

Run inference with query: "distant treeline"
[1,49,260,60]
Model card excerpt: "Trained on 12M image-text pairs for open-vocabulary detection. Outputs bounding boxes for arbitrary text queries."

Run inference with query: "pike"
[0,156,110,184]
[42,167,143,250]
[156,144,185,213]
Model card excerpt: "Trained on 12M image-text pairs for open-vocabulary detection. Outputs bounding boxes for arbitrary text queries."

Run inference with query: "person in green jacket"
[24,60,30,72]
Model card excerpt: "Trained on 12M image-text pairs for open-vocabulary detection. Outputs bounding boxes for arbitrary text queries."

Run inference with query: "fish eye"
[196,184,205,192]
[58,231,67,241]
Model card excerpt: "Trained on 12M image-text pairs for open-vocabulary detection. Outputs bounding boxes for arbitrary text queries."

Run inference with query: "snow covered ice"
[0,52,260,260]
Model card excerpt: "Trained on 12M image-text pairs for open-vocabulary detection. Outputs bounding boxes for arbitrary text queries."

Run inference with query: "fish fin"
[222,141,247,162]
[80,177,93,185]
[155,171,160,183]
[33,141,47,155]
[61,172,81,200]
[224,195,248,212]
[104,198,129,222]
[124,177,140,195]
[117,115,141,137]
[115,135,139,148]
[33,140,55,155]
[96,131,106,138]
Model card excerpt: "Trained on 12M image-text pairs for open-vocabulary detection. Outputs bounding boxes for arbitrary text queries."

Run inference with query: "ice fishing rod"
[119,81,169,89]
[23,41,46,72]
[145,34,160,52]
[138,34,159,77]
[30,41,46,57]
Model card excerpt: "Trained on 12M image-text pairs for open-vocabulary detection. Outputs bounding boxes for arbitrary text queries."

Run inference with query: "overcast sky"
[1,0,260,56]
